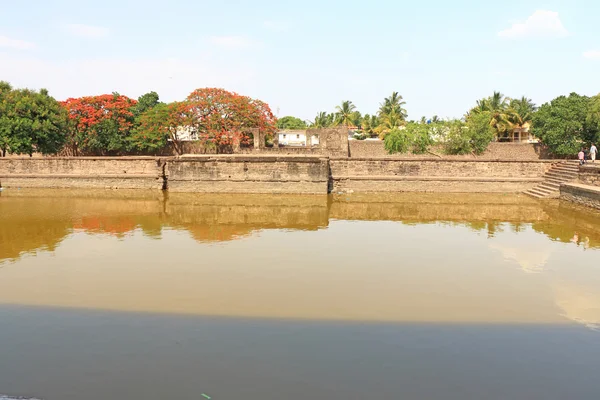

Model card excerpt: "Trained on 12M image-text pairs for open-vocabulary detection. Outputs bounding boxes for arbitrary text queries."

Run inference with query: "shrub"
[466,112,495,154]
[384,128,411,154]
[443,121,471,155]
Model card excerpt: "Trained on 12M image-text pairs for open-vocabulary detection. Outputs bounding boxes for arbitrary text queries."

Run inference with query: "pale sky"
[1,0,599,121]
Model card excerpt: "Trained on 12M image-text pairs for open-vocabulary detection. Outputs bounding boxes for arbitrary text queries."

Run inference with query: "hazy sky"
[1,0,599,120]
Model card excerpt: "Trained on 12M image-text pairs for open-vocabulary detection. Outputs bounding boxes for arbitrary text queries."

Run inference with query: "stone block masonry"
[329,158,552,193]
[559,165,600,210]
[579,164,600,187]
[1,156,555,194]
[0,157,165,190]
[166,155,330,194]
[560,183,600,210]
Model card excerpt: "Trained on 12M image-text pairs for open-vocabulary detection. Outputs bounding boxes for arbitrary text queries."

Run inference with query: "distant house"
[498,123,539,143]
[278,130,320,146]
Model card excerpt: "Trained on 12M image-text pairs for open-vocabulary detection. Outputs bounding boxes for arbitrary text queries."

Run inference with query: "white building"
[278,130,320,146]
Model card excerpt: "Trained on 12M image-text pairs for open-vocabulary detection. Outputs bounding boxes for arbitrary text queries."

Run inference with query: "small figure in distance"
[590,143,597,163]
[578,148,586,166]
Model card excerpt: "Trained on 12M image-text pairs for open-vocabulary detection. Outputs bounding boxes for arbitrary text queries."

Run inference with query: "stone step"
[525,188,548,198]
[540,182,561,190]
[546,177,566,185]
[545,171,577,180]
[524,190,544,198]
[533,186,555,195]
[553,166,579,172]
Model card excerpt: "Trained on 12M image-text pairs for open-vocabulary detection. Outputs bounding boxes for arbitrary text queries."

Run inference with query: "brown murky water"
[1,189,600,399]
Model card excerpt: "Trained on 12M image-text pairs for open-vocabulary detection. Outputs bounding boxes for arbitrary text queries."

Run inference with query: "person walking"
[578,148,586,165]
[591,143,597,163]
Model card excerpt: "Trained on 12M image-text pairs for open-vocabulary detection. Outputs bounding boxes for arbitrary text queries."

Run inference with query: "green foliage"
[133,91,161,117]
[442,120,471,155]
[466,111,496,154]
[379,92,407,119]
[0,84,66,156]
[361,114,379,136]
[531,93,597,156]
[587,95,600,136]
[382,123,434,155]
[334,100,357,126]
[130,103,171,152]
[276,116,307,130]
[384,128,411,154]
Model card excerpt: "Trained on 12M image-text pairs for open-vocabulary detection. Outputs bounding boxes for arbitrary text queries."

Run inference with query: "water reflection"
[1,189,600,328]
[2,190,600,264]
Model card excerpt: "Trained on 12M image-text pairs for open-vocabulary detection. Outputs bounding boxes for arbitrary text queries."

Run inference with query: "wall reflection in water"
[1,189,600,328]
[2,190,599,263]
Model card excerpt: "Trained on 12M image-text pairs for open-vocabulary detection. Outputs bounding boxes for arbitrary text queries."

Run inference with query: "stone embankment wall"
[1,156,555,194]
[560,165,600,210]
[330,158,551,193]
[0,157,165,189]
[349,141,553,160]
[167,156,330,194]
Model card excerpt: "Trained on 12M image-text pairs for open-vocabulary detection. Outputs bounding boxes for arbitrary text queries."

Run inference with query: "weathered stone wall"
[1,156,554,194]
[560,183,600,210]
[0,157,165,189]
[579,164,600,186]
[307,127,349,157]
[329,158,552,193]
[166,155,329,194]
[349,141,552,160]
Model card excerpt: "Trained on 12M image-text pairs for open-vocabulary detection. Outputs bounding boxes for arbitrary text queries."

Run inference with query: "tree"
[378,92,407,120]
[383,123,434,155]
[466,111,496,154]
[361,114,379,136]
[276,116,307,130]
[0,85,66,156]
[532,93,597,156]
[185,88,276,149]
[384,128,411,154]
[62,94,137,155]
[507,96,536,130]
[310,112,329,128]
[375,109,405,138]
[0,81,13,156]
[587,94,600,138]
[130,102,191,155]
[133,91,161,117]
[334,100,357,127]
[469,91,512,139]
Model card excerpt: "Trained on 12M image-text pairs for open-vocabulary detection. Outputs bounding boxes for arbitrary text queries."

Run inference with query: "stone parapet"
[560,183,600,210]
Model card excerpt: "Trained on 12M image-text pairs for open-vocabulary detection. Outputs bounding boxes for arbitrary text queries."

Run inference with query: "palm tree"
[375,109,405,138]
[469,91,512,139]
[311,111,328,128]
[378,92,407,119]
[362,114,380,136]
[507,97,536,129]
[335,101,357,127]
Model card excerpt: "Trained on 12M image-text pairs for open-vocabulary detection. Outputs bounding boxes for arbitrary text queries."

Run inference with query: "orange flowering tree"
[61,93,137,155]
[185,88,277,150]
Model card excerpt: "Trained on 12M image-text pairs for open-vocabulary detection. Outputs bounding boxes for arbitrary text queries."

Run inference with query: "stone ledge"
[172,155,327,163]
[332,176,544,182]
[0,156,165,161]
[0,174,160,179]
[330,157,561,163]
[580,164,600,171]
[560,183,600,210]
[168,178,328,183]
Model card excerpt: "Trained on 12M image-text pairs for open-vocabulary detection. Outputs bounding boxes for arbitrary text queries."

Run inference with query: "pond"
[1,190,600,400]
